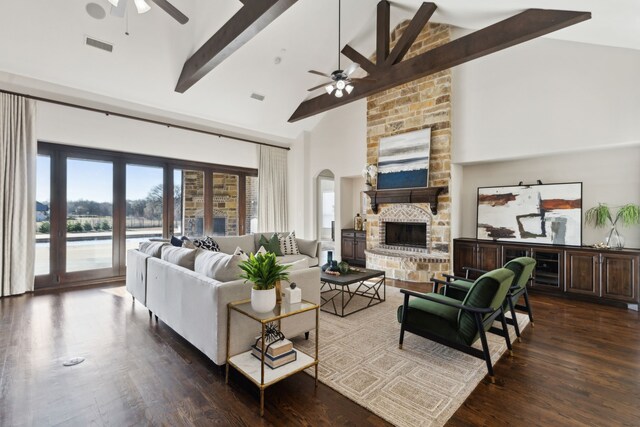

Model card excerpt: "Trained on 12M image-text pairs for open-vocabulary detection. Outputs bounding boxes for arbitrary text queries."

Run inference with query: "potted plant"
[585,203,640,249]
[239,252,291,313]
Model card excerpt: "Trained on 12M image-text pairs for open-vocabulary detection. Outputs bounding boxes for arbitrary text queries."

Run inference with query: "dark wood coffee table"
[320,268,386,317]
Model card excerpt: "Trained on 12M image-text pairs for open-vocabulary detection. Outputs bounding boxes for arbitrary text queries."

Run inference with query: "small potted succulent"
[239,252,291,313]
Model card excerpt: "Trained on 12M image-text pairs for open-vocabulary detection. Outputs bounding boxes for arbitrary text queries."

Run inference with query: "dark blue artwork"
[377,128,430,190]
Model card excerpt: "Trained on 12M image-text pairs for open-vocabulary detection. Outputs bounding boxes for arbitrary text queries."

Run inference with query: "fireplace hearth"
[385,222,427,249]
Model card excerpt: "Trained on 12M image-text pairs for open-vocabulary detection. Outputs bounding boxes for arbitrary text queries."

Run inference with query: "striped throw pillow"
[279,231,300,255]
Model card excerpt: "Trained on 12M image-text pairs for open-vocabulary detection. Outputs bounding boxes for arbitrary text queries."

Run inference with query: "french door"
[34,142,258,290]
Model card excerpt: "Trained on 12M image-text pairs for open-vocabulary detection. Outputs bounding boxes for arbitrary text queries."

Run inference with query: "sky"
[36,155,173,203]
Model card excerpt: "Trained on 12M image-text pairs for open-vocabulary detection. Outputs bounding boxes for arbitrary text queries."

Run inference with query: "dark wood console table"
[453,238,640,307]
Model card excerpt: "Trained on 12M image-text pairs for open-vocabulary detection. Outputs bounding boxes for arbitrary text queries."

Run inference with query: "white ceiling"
[0,0,638,142]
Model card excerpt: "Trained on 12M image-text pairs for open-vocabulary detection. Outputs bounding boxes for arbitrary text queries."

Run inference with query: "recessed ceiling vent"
[85,36,113,53]
[250,93,265,101]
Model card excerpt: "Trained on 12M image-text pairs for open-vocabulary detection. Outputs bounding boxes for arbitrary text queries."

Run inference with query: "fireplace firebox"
[384,222,427,249]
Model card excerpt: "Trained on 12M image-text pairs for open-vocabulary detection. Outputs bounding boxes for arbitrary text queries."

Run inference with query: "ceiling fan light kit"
[307,0,362,98]
[133,0,151,14]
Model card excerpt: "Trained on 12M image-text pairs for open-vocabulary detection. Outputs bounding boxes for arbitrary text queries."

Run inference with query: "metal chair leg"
[523,289,535,326]
[507,297,521,342]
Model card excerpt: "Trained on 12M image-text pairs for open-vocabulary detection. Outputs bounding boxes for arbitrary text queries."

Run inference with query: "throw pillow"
[194,246,248,282]
[161,246,196,270]
[256,245,268,256]
[258,233,283,256]
[139,241,169,258]
[279,231,300,255]
[170,235,183,247]
[296,238,318,257]
[181,236,196,249]
[192,236,220,252]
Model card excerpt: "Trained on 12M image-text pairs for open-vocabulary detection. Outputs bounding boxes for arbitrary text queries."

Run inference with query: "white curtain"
[258,146,289,232]
[0,93,36,297]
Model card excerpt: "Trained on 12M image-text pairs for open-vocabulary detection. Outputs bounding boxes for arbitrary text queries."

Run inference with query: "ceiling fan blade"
[308,70,331,78]
[149,0,189,24]
[307,82,333,92]
[110,0,127,18]
[344,62,359,76]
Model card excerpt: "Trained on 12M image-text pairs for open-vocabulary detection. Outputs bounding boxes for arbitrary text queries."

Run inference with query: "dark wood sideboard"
[453,238,640,307]
[341,229,366,267]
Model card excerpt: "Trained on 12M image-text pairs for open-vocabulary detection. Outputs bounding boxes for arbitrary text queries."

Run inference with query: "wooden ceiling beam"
[289,8,590,123]
[385,2,437,66]
[175,0,298,93]
[149,0,189,25]
[341,45,378,75]
[376,0,390,65]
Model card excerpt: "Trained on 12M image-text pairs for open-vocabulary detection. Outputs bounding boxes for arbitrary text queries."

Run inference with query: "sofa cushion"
[278,254,312,265]
[282,258,308,271]
[296,238,318,258]
[139,241,169,258]
[161,246,196,270]
[215,234,255,255]
[279,231,300,255]
[258,233,283,256]
[194,247,248,282]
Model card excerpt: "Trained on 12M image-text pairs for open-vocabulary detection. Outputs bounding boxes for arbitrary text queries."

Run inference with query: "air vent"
[85,36,113,53]
[250,93,265,101]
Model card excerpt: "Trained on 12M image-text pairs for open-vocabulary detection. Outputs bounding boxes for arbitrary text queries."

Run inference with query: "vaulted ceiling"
[0,0,638,141]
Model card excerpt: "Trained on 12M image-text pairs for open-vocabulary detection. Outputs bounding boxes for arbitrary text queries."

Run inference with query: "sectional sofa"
[126,233,322,365]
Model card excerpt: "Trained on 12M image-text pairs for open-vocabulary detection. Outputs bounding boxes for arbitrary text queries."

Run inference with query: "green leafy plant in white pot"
[239,252,291,313]
[585,203,640,249]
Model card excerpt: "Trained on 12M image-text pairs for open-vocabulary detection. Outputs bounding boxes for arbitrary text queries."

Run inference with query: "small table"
[320,268,386,317]
[226,299,319,416]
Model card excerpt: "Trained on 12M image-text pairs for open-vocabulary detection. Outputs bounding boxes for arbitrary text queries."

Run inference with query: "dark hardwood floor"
[1,282,639,426]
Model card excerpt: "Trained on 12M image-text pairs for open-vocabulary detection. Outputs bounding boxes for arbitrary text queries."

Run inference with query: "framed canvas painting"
[376,128,430,190]
[476,182,582,246]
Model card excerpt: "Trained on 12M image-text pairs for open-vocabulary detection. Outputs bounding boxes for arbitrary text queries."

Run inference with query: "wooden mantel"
[365,186,447,215]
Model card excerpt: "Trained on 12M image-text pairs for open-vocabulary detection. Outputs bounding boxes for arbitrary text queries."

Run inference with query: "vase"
[321,250,333,271]
[251,287,276,313]
[605,227,625,250]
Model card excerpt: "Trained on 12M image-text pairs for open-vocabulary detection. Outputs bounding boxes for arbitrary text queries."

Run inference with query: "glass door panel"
[212,173,239,236]
[35,155,51,276]
[66,158,113,272]
[173,169,183,235]
[126,164,164,252]
[179,169,205,236]
[245,176,258,235]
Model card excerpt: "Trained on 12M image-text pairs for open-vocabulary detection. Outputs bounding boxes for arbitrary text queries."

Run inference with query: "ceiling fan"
[307,0,374,97]
[108,0,189,25]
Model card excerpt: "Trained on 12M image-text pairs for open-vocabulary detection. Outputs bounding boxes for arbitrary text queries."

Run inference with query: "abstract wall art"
[376,128,430,190]
[476,182,582,246]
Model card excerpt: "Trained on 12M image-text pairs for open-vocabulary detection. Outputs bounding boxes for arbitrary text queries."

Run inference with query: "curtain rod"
[0,89,291,151]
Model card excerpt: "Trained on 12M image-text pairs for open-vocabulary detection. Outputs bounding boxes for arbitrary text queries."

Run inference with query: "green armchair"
[439,257,536,340]
[398,268,515,382]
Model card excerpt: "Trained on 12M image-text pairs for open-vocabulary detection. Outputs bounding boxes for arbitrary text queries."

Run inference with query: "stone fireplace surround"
[366,204,449,282]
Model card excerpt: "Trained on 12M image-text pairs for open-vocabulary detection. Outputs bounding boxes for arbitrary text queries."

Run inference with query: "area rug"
[292,286,529,427]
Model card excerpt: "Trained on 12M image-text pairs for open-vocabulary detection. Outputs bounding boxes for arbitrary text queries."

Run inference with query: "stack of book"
[251,337,296,369]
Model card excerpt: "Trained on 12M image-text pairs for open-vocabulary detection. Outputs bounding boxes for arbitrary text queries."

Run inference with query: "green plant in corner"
[585,203,640,249]
[239,252,291,291]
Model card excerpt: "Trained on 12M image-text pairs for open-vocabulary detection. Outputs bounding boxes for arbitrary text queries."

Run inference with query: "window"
[35,142,257,289]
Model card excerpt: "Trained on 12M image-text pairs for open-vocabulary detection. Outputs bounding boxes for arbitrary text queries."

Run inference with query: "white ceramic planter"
[251,287,276,313]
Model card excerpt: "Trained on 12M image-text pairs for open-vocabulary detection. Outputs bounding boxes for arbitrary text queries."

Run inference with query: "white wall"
[451,34,640,249]
[37,102,260,168]
[292,99,367,256]
[340,176,366,230]
[459,145,640,248]
[452,35,640,164]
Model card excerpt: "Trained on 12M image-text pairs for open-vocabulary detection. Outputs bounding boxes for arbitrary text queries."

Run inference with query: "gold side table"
[225,299,319,416]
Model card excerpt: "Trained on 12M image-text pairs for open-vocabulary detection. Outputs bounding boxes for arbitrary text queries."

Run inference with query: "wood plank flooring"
[1,282,639,426]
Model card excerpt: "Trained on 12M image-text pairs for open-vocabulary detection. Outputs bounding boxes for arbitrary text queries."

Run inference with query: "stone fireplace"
[363,21,452,283]
[366,204,449,282]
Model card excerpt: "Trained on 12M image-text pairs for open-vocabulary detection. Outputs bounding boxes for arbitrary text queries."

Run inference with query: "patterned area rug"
[293,286,529,427]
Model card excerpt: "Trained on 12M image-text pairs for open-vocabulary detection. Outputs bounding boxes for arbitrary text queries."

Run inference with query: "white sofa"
[126,244,321,366]
[211,232,321,267]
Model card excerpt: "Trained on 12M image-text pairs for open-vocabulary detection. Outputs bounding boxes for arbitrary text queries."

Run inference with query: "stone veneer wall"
[183,171,240,236]
[366,22,452,280]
